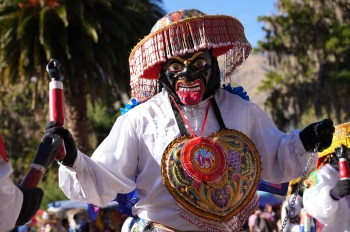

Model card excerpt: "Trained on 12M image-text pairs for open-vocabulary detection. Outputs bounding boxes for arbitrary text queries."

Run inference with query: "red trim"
[0,134,8,162]
[200,99,211,136]
[170,96,211,137]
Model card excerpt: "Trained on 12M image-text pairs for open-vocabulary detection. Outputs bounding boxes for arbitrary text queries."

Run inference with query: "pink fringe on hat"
[129,9,252,102]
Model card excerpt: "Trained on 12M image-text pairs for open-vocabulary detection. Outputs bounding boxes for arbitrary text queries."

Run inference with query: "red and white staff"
[47,59,66,161]
[336,144,350,180]
[19,59,65,189]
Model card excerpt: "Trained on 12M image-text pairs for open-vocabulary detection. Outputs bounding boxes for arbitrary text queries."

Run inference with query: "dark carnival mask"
[159,50,220,105]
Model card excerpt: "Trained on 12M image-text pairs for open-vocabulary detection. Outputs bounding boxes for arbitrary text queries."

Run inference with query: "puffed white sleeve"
[59,114,139,206]
[0,157,24,232]
[249,103,317,183]
[303,167,346,225]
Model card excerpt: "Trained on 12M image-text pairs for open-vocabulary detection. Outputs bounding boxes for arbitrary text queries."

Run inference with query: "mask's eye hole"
[192,59,207,69]
[168,63,183,72]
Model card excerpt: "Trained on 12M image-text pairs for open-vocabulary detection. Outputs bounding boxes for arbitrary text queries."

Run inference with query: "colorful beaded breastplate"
[161,128,261,232]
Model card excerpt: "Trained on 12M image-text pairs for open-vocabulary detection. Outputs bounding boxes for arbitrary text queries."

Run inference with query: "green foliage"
[0,81,46,182]
[328,69,350,85]
[87,98,121,149]
[257,0,350,129]
[259,71,284,90]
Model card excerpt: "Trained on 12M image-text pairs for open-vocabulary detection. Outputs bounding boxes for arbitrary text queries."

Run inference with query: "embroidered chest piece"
[161,96,261,232]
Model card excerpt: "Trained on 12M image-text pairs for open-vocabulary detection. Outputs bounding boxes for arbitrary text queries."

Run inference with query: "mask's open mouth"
[176,79,202,92]
[175,79,204,105]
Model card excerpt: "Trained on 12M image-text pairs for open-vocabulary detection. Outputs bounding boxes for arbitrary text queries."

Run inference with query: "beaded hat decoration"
[317,122,350,168]
[129,9,252,102]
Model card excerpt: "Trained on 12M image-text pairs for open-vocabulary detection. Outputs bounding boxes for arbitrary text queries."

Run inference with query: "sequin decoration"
[227,150,241,171]
[318,122,350,159]
[317,121,350,169]
[161,129,261,232]
[150,9,205,32]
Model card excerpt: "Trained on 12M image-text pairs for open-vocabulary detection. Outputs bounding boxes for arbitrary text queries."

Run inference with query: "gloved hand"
[45,121,77,166]
[16,186,44,226]
[32,133,62,171]
[335,144,349,160]
[299,119,335,152]
[330,179,350,200]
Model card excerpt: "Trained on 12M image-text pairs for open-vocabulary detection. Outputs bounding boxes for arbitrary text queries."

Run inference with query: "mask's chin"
[175,79,205,105]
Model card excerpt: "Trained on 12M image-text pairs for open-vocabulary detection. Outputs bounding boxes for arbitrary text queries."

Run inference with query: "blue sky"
[160,0,279,48]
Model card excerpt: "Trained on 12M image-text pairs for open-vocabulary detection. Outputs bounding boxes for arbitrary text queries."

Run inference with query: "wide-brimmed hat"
[317,122,350,168]
[129,9,252,102]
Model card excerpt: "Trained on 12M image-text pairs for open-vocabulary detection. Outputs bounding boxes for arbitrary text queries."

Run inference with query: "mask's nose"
[180,66,197,82]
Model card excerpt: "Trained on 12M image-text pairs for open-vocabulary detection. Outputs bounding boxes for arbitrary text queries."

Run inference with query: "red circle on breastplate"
[181,137,227,182]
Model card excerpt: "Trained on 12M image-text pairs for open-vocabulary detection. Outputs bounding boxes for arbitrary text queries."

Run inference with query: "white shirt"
[303,164,350,232]
[0,156,24,232]
[59,89,316,231]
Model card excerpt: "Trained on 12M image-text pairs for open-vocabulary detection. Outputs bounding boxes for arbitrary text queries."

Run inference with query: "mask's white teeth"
[178,83,200,92]
[178,86,201,92]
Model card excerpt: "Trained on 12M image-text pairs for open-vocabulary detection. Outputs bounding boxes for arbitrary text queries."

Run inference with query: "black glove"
[299,119,335,152]
[16,186,44,226]
[32,133,62,170]
[45,121,77,166]
[330,179,350,200]
[335,144,349,160]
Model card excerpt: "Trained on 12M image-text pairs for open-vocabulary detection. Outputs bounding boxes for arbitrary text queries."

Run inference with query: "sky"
[160,0,279,48]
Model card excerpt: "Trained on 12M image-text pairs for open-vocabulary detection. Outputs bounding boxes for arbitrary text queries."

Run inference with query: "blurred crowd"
[7,194,290,232]
[7,178,349,232]
[10,208,128,232]
[248,203,280,232]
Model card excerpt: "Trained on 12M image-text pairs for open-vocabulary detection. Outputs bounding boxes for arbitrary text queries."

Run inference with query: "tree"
[256,0,350,130]
[0,0,164,155]
[0,75,46,182]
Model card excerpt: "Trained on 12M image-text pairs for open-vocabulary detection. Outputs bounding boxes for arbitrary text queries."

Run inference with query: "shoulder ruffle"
[121,98,141,115]
[222,83,250,101]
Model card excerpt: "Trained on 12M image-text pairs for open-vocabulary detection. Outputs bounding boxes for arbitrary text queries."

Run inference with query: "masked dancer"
[47,9,334,232]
